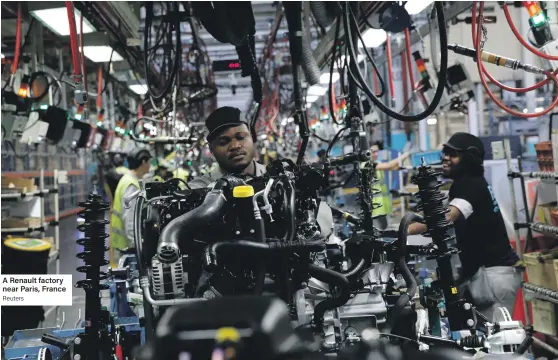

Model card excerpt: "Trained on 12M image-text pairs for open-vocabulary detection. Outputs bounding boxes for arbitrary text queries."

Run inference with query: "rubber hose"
[308,264,351,331]
[301,2,321,85]
[310,2,336,29]
[208,238,326,267]
[157,188,227,263]
[133,195,146,276]
[385,212,423,334]
[341,258,366,278]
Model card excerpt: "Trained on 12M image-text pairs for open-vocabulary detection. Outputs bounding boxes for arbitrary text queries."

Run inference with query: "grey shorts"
[458,266,523,322]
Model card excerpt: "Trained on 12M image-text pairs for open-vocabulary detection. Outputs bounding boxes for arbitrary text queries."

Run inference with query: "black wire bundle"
[143,2,181,102]
[340,1,448,122]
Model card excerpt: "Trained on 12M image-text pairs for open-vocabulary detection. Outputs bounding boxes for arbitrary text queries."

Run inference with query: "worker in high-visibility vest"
[110,148,152,266]
[173,160,191,182]
[370,142,409,230]
[153,159,171,182]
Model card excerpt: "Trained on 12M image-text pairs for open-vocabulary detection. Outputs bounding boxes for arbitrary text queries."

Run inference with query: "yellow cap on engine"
[232,185,254,198]
[215,327,241,343]
[4,238,52,252]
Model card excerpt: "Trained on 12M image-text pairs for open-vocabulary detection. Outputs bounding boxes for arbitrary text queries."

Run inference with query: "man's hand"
[407,205,462,235]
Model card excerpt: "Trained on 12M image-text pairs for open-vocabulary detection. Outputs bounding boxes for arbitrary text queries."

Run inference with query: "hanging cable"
[65,1,82,82]
[386,33,396,105]
[329,16,343,125]
[343,1,448,122]
[404,27,416,91]
[473,2,558,119]
[80,11,88,96]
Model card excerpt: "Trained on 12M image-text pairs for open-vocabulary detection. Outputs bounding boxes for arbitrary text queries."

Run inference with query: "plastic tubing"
[65,1,82,79]
[473,2,558,118]
[11,4,22,75]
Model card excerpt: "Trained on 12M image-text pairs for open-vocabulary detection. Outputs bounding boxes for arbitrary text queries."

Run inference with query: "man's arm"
[375,153,410,171]
[407,205,463,235]
[121,185,139,248]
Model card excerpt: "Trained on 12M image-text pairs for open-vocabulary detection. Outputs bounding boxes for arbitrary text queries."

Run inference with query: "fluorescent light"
[523,108,528,114]
[287,117,294,123]
[1,54,4,59]
[83,46,124,63]
[358,28,387,48]
[308,85,327,96]
[306,103,313,109]
[405,0,435,15]
[535,107,544,112]
[426,118,437,125]
[319,72,340,85]
[306,95,319,104]
[31,8,95,36]
[129,84,148,95]
[281,118,288,126]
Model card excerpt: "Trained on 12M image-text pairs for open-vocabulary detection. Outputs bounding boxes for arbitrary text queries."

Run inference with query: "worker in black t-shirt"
[408,132,522,321]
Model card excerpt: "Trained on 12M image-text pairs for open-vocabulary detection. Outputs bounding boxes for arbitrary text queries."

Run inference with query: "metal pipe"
[517,157,534,252]
[140,277,206,306]
[54,169,60,276]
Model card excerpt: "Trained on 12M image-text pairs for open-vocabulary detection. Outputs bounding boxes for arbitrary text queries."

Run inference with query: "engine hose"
[158,187,228,263]
[277,179,296,243]
[309,264,351,332]
[343,1,448,122]
[133,195,146,276]
[341,258,366,278]
[207,238,326,267]
[385,212,423,334]
[302,2,321,85]
[310,2,336,29]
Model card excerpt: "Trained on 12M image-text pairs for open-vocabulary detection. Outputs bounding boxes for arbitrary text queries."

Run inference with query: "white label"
[0,275,73,306]
[58,171,69,185]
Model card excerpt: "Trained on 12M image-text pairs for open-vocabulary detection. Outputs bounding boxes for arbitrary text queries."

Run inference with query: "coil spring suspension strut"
[357,161,380,231]
[75,192,110,359]
[412,160,467,331]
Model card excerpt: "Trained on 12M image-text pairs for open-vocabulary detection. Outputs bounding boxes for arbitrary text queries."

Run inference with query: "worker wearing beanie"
[110,148,152,266]
[408,132,522,320]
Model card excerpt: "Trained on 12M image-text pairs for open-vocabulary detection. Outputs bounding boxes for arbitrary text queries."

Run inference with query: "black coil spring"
[411,163,454,242]
[76,193,110,291]
[357,163,380,229]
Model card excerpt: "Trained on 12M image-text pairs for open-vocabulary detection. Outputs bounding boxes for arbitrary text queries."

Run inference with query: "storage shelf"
[1,223,48,234]
[0,189,52,201]
[523,283,558,305]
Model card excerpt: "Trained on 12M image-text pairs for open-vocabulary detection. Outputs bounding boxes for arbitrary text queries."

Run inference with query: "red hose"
[386,34,395,102]
[80,11,88,94]
[503,3,558,60]
[473,2,558,118]
[404,28,416,90]
[472,2,558,93]
[65,1,82,80]
[11,4,22,75]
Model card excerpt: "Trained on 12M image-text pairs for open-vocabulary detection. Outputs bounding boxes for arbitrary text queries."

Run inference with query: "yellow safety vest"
[173,168,189,182]
[110,173,139,254]
[115,166,130,175]
[372,170,391,217]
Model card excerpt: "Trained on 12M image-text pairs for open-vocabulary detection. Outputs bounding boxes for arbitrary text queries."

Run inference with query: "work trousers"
[458,266,523,322]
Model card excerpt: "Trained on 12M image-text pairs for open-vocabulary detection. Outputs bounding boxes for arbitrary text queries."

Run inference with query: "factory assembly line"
[1,1,558,360]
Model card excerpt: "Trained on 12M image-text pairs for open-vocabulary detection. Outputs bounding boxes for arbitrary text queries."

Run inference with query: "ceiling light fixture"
[426,117,437,125]
[404,0,435,15]
[358,28,388,48]
[306,95,319,104]
[319,72,340,85]
[129,84,148,95]
[31,8,95,36]
[83,46,124,63]
[307,85,327,96]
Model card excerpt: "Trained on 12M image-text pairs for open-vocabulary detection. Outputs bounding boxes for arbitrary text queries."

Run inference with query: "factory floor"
[42,215,111,330]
